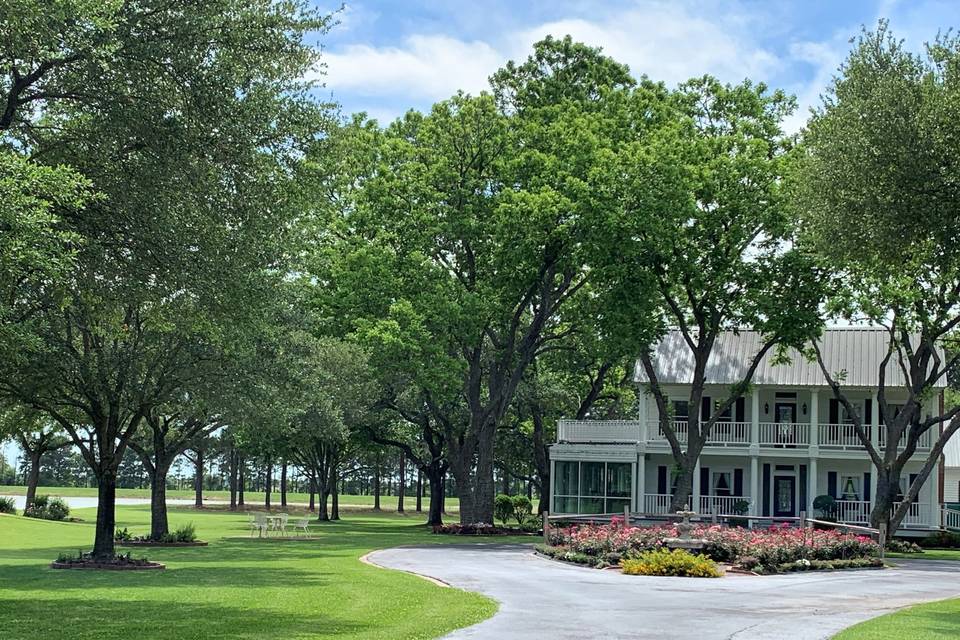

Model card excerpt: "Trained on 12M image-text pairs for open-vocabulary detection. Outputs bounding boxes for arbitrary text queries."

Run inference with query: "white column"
[808,458,818,514]
[549,459,556,515]
[636,455,646,513]
[637,389,648,443]
[750,391,760,446]
[750,456,760,516]
[929,458,940,524]
[692,458,701,512]
[809,390,819,447]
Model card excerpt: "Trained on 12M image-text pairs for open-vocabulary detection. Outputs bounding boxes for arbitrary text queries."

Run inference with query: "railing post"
[879,523,887,560]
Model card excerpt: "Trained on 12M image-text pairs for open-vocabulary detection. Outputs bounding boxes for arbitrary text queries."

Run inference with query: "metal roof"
[633,327,948,389]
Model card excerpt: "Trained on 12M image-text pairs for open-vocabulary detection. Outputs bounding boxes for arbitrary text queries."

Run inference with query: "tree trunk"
[373,462,381,511]
[671,456,696,512]
[264,460,272,510]
[92,470,118,560]
[501,471,510,496]
[416,468,423,513]
[329,458,340,521]
[280,460,288,508]
[425,465,444,526]
[194,449,204,508]
[308,473,316,512]
[331,482,339,520]
[25,451,41,509]
[238,458,245,506]
[150,467,170,540]
[440,474,447,515]
[397,451,406,513]
[871,468,900,530]
[228,449,238,511]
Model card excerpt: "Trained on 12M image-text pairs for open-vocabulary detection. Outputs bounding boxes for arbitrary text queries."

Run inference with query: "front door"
[774,402,797,446]
[773,476,796,517]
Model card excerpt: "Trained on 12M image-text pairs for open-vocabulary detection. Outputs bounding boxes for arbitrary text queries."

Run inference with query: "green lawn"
[834,598,960,639]
[0,505,511,639]
[887,548,960,561]
[0,485,459,511]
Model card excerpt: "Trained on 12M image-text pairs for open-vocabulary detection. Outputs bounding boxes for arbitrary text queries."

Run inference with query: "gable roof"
[633,327,948,389]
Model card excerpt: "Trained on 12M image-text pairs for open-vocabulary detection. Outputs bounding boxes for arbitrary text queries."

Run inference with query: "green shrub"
[620,548,722,578]
[511,495,533,526]
[886,538,923,554]
[0,496,16,515]
[920,531,960,549]
[813,495,836,520]
[114,527,133,542]
[494,494,515,525]
[46,497,70,521]
[173,522,197,542]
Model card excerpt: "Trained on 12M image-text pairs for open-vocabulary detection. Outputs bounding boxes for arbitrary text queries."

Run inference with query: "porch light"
[764,402,769,414]
[802,403,807,415]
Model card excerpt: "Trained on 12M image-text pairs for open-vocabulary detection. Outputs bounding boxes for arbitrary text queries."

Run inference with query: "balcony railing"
[758,422,809,448]
[879,429,933,450]
[557,419,932,452]
[644,493,673,514]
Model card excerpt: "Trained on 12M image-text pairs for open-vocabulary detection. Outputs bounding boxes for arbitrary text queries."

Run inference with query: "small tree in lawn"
[0,404,70,509]
[494,494,515,526]
[790,22,960,534]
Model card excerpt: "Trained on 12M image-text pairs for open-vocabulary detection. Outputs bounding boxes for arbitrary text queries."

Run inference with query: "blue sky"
[313,0,960,131]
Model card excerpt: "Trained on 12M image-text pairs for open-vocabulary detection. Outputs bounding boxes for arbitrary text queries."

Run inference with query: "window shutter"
[827,472,838,499]
[657,466,667,495]
[700,467,710,496]
[701,397,711,421]
[864,399,872,425]
[799,465,807,512]
[864,472,871,503]
[829,399,839,424]
[733,468,743,496]
[735,397,745,422]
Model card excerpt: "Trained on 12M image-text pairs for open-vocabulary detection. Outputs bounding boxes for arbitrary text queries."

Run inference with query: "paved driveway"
[369,544,960,639]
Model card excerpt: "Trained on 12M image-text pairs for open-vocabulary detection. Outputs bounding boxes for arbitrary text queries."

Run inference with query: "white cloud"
[319,34,502,101]
[317,2,785,117]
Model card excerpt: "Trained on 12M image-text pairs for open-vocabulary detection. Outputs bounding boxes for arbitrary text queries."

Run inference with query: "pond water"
[1,495,200,510]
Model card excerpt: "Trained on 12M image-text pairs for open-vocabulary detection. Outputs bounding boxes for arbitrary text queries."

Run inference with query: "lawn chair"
[293,517,310,536]
[273,512,289,536]
[252,511,268,538]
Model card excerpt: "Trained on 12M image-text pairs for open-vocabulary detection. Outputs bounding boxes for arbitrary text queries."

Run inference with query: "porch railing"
[643,493,673,515]
[557,419,640,443]
[758,422,809,447]
[647,420,751,446]
[834,500,871,524]
[818,423,865,449]
[699,495,750,515]
[894,501,930,527]
[942,507,960,532]
[879,429,933,450]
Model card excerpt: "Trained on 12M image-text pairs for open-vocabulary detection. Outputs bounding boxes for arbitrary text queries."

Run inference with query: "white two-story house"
[550,328,954,532]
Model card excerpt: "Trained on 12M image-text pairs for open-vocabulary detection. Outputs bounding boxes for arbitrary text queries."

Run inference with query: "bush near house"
[920,531,960,549]
[544,519,879,571]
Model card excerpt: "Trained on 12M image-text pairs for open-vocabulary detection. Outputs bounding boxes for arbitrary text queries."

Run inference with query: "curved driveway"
[369,544,960,639]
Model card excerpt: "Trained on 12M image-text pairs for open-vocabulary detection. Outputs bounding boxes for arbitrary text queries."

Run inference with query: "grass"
[834,598,960,639]
[0,485,459,511]
[0,504,519,639]
[887,548,960,561]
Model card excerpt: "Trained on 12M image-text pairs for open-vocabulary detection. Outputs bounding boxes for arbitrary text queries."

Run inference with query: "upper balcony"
[555,418,933,452]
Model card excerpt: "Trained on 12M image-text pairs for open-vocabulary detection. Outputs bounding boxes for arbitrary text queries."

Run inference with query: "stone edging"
[359,549,451,588]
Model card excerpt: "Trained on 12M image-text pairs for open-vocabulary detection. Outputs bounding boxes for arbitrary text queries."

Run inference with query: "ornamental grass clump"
[621,548,722,578]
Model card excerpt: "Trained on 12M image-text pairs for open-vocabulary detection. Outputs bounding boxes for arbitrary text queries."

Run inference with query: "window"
[712,472,732,497]
[840,476,861,501]
[672,400,689,421]
[553,461,633,514]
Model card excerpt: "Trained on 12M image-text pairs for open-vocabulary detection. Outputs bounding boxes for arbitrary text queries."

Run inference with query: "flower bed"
[433,523,537,536]
[544,518,880,573]
[50,551,164,571]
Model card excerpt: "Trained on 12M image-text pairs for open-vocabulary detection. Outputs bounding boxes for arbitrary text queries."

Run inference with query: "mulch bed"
[116,540,208,547]
[433,524,539,536]
[50,560,165,571]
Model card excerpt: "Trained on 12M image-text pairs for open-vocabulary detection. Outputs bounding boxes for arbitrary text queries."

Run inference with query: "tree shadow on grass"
[0,595,368,640]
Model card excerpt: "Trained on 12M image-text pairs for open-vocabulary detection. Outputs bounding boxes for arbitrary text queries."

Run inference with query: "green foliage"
[920,531,960,549]
[0,496,15,514]
[494,494,515,526]
[23,495,69,521]
[511,495,533,526]
[620,548,722,578]
[885,539,923,554]
[813,495,837,519]
[172,523,197,543]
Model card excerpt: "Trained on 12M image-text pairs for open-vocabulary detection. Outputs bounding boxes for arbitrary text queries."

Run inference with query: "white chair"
[293,517,310,536]
[252,511,268,537]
